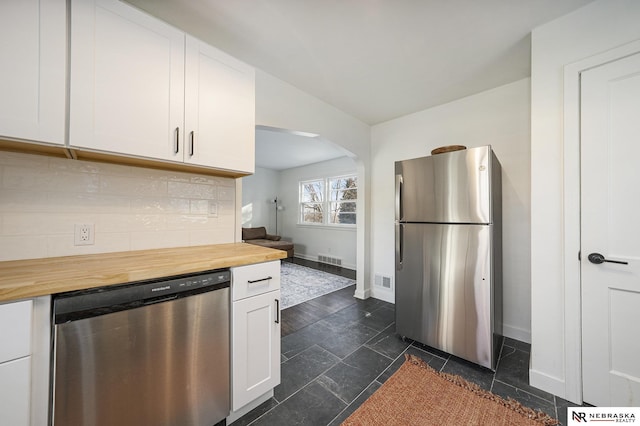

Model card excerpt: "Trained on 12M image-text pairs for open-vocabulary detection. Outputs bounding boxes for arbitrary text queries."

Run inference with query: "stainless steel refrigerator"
[394,145,502,370]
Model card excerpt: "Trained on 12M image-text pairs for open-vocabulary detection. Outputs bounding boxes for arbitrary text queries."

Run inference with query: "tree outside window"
[300,180,324,224]
[329,176,357,224]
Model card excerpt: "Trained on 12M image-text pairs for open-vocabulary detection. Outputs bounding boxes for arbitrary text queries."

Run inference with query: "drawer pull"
[247,276,272,284]
[275,299,280,324]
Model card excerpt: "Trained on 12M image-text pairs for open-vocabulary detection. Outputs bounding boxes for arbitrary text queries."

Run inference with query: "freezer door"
[395,146,492,224]
[395,223,494,369]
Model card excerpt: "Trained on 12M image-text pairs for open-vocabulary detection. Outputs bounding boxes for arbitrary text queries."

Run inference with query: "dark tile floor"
[280,258,357,337]
[233,260,573,426]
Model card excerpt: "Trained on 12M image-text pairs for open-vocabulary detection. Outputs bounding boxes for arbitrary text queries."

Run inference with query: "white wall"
[0,151,236,261]
[256,71,370,161]
[530,0,640,401]
[241,167,280,233]
[242,158,358,269]
[371,78,531,342]
[255,70,371,297]
[277,157,357,269]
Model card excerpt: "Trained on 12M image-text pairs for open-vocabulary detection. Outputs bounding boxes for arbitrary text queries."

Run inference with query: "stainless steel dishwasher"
[51,269,230,426]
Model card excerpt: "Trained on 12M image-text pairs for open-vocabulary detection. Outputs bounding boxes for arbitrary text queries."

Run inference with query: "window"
[299,175,357,226]
[300,180,324,224]
[328,176,357,224]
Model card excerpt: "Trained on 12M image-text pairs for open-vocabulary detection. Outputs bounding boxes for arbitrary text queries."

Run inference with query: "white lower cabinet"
[0,357,31,425]
[231,261,281,411]
[0,299,33,426]
[0,296,50,426]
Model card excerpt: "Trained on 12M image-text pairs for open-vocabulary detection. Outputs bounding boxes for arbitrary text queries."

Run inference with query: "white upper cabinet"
[184,36,255,173]
[69,0,255,174]
[69,0,185,162]
[0,0,66,145]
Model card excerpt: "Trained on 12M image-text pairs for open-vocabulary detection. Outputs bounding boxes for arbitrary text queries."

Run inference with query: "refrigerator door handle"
[395,223,404,270]
[395,174,403,221]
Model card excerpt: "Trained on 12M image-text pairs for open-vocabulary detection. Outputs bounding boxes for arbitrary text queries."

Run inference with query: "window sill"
[296,223,356,232]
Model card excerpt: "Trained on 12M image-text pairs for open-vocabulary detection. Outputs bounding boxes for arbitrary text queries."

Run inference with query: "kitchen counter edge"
[0,243,287,302]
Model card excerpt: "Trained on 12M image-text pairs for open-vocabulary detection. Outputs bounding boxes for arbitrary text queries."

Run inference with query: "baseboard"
[529,368,566,400]
[353,286,370,300]
[292,253,314,262]
[293,253,356,271]
[370,287,394,303]
[227,390,273,424]
[502,324,531,344]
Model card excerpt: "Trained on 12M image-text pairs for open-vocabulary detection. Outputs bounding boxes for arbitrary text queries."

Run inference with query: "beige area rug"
[342,355,559,426]
[280,262,355,309]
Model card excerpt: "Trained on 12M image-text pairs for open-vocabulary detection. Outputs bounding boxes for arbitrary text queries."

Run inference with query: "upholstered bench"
[242,227,294,258]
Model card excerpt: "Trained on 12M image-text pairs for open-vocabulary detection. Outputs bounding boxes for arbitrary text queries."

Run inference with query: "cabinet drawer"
[0,300,32,363]
[232,261,280,301]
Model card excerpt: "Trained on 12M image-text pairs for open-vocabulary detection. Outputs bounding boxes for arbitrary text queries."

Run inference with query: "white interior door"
[581,52,640,407]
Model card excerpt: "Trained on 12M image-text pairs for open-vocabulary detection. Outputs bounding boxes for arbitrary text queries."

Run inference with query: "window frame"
[299,178,325,225]
[327,175,357,226]
[298,174,357,228]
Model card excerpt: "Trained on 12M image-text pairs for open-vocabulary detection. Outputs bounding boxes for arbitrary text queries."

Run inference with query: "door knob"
[587,252,628,265]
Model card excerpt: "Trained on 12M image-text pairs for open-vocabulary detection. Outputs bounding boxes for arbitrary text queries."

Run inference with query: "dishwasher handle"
[144,294,178,306]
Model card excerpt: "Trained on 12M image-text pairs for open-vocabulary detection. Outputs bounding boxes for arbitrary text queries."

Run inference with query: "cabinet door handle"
[189,131,195,157]
[174,127,180,154]
[275,299,280,324]
[247,276,272,284]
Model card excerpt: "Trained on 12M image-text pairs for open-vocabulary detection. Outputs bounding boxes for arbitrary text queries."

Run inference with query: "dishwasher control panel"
[54,269,230,323]
[144,270,230,297]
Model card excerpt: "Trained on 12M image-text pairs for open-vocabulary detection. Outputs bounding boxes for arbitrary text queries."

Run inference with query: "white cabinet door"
[0,0,66,145]
[185,36,255,173]
[0,357,31,426]
[69,0,185,161]
[30,296,51,426]
[232,290,281,410]
[0,300,32,363]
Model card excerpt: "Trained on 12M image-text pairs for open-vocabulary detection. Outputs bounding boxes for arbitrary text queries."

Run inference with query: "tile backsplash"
[0,151,237,261]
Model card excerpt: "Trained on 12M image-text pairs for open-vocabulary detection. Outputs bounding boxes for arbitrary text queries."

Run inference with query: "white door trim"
[562,38,640,404]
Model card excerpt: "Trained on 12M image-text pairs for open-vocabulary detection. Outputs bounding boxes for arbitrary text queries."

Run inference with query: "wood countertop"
[0,243,287,302]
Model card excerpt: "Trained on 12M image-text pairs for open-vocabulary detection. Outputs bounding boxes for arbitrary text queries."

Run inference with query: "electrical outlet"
[74,223,95,246]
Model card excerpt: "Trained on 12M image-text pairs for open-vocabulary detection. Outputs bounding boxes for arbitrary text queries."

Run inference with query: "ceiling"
[124,0,595,168]
[254,127,351,171]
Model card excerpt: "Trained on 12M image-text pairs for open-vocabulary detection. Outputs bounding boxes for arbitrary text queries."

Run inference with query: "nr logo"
[572,411,587,422]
